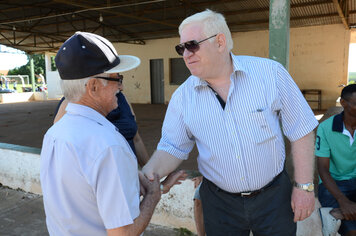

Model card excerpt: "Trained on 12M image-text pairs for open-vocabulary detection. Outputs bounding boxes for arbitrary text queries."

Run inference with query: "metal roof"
[0,0,354,54]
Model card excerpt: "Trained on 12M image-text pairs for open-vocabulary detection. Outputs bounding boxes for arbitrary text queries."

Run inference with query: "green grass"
[174,228,195,236]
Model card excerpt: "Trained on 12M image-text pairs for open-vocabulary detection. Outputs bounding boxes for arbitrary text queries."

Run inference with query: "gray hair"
[60,77,107,102]
[178,9,233,52]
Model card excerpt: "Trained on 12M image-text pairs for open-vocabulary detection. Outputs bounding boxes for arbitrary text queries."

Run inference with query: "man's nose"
[183,48,193,58]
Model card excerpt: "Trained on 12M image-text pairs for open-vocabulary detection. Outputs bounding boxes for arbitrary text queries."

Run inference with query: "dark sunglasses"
[175,34,217,56]
[94,73,123,84]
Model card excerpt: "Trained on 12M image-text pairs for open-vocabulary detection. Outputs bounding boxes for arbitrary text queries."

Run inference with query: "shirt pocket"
[250,109,276,144]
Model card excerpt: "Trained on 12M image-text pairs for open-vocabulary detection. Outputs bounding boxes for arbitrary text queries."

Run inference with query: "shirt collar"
[332,111,344,133]
[230,52,246,73]
[193,52,246,89]
[66,102,116,130]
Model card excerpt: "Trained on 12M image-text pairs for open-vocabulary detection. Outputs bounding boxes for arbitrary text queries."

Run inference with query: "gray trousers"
[200,170,296,236]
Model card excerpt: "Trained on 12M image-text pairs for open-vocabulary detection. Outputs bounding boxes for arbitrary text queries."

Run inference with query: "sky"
[0,45,28,70]
[349,43,356,72]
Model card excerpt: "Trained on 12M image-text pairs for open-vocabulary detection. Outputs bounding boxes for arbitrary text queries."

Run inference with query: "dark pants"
[318,178,356,236]
[200,170,296,236]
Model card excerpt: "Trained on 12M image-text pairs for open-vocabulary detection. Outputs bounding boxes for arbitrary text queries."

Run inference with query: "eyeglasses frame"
[175,34,218,56]
[94,73,123,84]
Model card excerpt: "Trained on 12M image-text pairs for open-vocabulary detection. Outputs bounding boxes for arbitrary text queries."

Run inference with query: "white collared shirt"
[158,53,318,193]
[40,103,140,236]
[343,123,356,146]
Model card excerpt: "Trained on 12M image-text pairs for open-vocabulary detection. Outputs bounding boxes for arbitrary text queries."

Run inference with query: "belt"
[207,170,284,198]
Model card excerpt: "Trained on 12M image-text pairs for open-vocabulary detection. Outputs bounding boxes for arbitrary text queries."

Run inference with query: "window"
[170,58,191,85]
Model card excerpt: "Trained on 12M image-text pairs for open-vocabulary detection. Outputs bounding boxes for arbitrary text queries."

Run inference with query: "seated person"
[317,84,356,236]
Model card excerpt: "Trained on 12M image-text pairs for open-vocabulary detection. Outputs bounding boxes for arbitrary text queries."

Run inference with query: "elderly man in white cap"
[40,32,161,236]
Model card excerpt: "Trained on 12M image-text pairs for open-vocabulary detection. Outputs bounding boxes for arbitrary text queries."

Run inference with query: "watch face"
[307,184,314,192]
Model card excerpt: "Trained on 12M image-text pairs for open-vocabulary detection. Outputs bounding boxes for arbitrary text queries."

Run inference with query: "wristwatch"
[294,182,314,192]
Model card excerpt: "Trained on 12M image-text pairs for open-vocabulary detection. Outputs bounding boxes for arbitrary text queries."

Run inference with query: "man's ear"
[86,78,99,95]
[340,98,347,109]
[216,33,227,52]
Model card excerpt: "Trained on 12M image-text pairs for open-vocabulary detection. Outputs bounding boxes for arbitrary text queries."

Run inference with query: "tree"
[7,54,56,82]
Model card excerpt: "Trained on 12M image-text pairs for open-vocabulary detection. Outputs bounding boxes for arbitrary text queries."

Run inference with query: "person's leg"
[248,170,296,236]
[194,199,205,236]
[345,230,356,236]
[318,179,356,236]
[193,184,205,236]
[199,178,250,236]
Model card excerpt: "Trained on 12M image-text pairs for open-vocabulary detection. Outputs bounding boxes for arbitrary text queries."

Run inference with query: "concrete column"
[269,0,290,69]
[30,56,35,92]
[44,53,52,72]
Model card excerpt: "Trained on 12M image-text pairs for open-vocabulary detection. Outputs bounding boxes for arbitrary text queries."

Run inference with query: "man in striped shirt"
[143,9,318,235]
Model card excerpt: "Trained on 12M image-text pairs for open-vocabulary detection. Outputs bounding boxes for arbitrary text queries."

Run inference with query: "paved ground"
[0,186,186,236]
[0,100,343,236]
[0,100,198,171]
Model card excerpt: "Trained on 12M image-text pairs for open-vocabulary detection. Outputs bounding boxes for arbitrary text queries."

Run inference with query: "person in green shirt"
[316,84,356,236]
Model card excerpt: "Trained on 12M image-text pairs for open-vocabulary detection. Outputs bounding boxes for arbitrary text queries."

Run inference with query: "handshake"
[138,170,188,203]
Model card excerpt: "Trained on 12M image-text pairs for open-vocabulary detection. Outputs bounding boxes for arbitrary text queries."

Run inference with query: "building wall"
[290,24,350,109]
[349,28,356,43]
[47,24,350,109]
[232,24,349,109]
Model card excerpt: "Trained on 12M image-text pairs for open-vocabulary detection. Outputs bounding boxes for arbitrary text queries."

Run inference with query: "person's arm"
[290,131,315,222]
[120,94,150,167]
[318,156,356,221]
[107,173,161,236]
[161,170,187,194]
[142,150,183,180]
[133,132,150,167]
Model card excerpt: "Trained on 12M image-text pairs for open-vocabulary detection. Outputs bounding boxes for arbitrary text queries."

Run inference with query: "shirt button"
[241,177,244,180]
[237,156,241,159]
[261,125,267,128]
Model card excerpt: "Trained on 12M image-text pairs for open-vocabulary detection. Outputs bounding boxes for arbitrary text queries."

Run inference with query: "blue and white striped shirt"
[158,53,318,193]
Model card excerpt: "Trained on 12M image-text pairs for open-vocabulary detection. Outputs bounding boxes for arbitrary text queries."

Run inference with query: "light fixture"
[12,26,16,31]
[99,13,103,22]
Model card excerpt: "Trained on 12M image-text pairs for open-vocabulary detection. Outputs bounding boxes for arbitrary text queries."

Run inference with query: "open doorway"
[150,59,164,104]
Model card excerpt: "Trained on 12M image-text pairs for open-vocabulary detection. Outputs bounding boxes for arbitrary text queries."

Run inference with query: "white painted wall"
[0,145,41,194]
[45,53,62,99]
[0,91,47,103]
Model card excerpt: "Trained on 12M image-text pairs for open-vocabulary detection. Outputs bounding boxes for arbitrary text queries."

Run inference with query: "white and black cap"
[55,31,140,80]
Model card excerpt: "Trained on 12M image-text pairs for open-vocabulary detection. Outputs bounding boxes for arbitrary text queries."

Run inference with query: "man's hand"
[291,187,315,222]
[139,171,161,203]
[161,170,187,194]
[192,176,203,188]
[338,198,356,221]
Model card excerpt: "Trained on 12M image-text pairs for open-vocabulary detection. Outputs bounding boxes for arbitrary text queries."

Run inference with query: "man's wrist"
[294,182,314,192]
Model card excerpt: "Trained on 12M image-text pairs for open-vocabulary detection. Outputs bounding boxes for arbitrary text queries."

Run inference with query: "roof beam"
[332,0,349,29]
[53,0,178,28]
[224,0,332,15]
